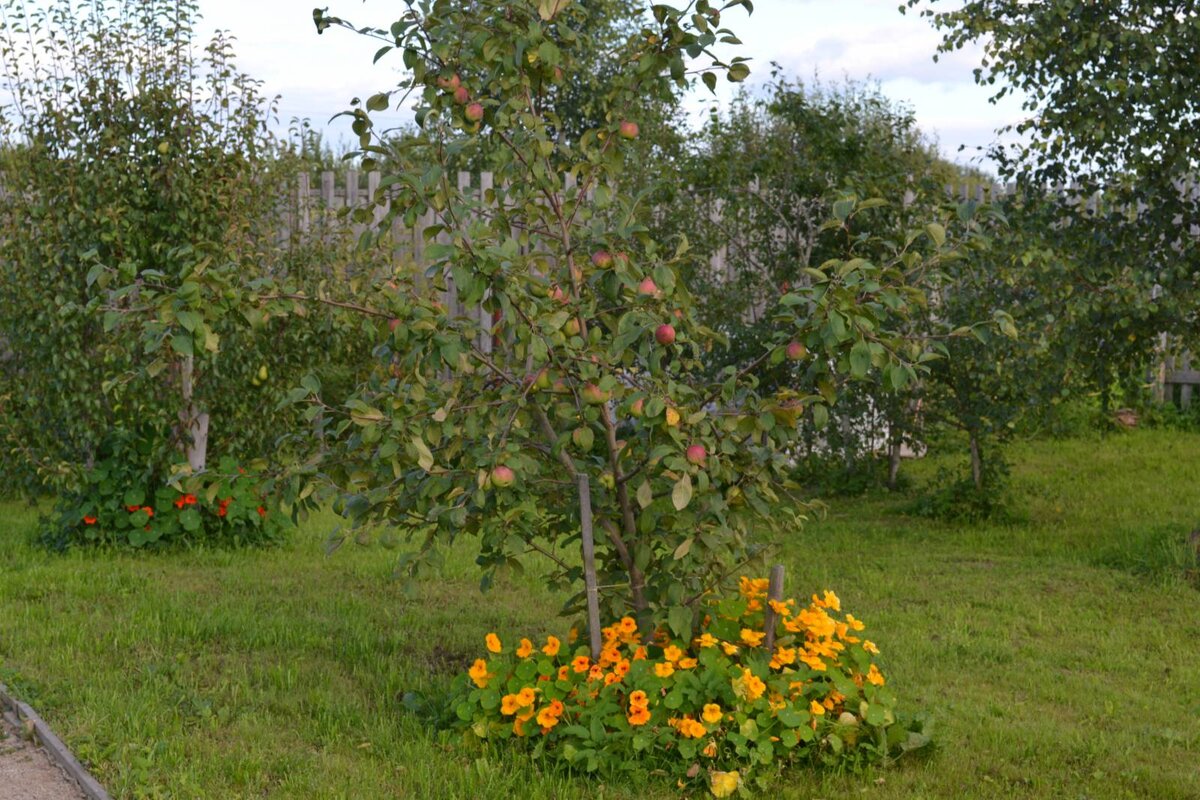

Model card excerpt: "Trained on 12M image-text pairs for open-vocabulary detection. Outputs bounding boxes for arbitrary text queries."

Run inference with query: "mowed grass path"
[1,429,1198,798]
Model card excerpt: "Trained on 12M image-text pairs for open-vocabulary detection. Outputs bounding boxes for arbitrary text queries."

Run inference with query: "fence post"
[762,564,785,652]
[578,474,603,660]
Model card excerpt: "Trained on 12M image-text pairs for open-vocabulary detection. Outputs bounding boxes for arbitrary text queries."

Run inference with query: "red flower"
[142,506,155,518]
[217,498,231,518]
[174,498,185,509]
[126,505,140,512]
[183,494,197,506]
[256,506,267,518]
[83,515,97,525]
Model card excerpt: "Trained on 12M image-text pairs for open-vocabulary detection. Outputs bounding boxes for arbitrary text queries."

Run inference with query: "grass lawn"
[1,428,1198,798]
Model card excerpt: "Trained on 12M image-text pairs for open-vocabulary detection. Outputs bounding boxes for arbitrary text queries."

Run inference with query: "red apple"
[582,383,610,405]
[534,369,552,390]
[686,444,707,466]
[491,465,515,488]
[630,397,645,417]
[786,341,807,361]
[619,120,639,140]
[465,102,484,122]
[638,277,660,297]
[655,323,676,345]
[549,285,568,304]
[437,73,462,91]
[591,250,613,268]
[388,318,401,332]
[453,86,470,105]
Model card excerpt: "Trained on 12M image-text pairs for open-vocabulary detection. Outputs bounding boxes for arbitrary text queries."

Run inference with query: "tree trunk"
[887,439,902,491]
[968,430,983,491]
[180,355,209,472]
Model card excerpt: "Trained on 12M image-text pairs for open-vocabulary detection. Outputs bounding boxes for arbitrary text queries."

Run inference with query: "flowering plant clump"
[40,454,288,550]
[444,579,930,795]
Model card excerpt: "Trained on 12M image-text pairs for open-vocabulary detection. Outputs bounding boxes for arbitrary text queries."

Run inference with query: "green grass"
[1,428,1198,798]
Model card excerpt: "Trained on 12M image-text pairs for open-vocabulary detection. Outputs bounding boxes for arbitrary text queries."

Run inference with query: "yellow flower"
[845,613,866,632]
[663,644,683,663]
[710,770,740,798]
[678,657,698,669]
[468,658,490,688]
[867,664,885,686]
[536,706,560,729]
[516,687,537,707]
[501,694,521,715]
[627,705,651,726]
[702,703,723,724]
[738,576,769,598]
[696,632,719,649]
[822,590,841,612]
[863,640,880,655]
[740,628,765,647]
[810,699,825,715]
[568,627,579,644]
[485,633,502,653]
[665,406,681,426]
[542,635,561,657]
[654,662,675,678]
[732,668,765,702]
[720,641,740,656]
[515,638,533,658]
[572,655,591,674]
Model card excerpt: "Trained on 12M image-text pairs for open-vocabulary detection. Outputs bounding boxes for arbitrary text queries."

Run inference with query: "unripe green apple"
[582,383,609,405]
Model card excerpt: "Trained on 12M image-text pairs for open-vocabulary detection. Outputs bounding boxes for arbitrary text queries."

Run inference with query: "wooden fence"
[289,169,1200,407]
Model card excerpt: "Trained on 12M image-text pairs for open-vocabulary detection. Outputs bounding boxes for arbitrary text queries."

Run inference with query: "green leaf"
[668,606,692,639]
[926,222,946,247]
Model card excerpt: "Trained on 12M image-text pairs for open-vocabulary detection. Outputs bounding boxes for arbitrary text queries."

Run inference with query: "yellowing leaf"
[710,770,740,798]
[412,436,435,472]
[672,474,693,511]
[636,480,653,509]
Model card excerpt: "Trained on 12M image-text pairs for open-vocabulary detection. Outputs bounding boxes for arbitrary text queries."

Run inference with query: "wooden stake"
[578,474,602,660]
[762,564,785,652]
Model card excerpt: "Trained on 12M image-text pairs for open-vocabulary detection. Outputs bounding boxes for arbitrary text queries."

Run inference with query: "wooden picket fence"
[289,169,1200,408]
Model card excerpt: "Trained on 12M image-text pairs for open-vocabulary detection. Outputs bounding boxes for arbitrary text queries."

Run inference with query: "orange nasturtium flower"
[740,628,766,647]
[557,665,570,681]
[677,657,698,669]
[516,687,537,707]
[696,632,719,649]
[867,664,886,686]
[542,635,561,657]
[629,690,649,708]
[485,633,502,654]
[663,644,683,663]
[587,664,605,682]
[863,640,880,655]
[501,694,522,715]
[618,616,638,635]
[627,705,651,726]
[702,704,723,724]
[720,642,740,656]
[536,705,561,729]
[613,659,631,677]
[702,740,718,758]
[678,718,707,738]
[810,699,826,715]
[516,638,534,658]
[468,659,490,688]
[571,655,591,674]
[654,662,675,679]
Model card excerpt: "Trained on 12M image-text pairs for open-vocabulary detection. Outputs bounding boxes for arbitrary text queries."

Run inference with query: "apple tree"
[259,0,971,622]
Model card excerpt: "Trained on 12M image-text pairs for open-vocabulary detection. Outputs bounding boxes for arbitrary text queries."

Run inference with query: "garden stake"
[578,474,603,660]
[762,564,785,651]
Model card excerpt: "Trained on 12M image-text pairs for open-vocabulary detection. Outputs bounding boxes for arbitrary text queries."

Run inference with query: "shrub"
[40,448,288,551]
[441,577,929,793]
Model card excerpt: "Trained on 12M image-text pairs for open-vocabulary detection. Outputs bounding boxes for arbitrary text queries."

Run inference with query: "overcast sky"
[193,0,1027,171]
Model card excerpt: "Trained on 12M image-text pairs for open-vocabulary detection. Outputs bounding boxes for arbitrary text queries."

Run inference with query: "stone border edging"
[0,682,111,800]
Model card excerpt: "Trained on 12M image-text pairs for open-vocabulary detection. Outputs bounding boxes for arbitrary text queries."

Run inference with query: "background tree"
[907,0,1200,408]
